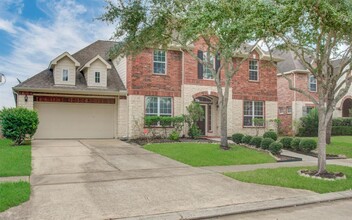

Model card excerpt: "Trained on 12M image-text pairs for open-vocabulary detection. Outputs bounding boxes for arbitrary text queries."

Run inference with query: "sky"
[0,0,115,108]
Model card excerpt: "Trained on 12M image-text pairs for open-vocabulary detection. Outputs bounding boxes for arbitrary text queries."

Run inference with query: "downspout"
[180,49,186,136]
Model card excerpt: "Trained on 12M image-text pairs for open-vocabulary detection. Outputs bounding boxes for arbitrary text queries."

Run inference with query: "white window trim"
[279,107,285,115]
[243,101,264,127]
[249,59,259,82]
[309,75,317,92]
[95,71,100,83]
[153,50,167,75]
[62,69,69,81]
[202,53,215,80]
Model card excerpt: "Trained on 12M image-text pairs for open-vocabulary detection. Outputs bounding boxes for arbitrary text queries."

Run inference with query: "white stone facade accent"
[116,98,128,138]
[17,95,34,110]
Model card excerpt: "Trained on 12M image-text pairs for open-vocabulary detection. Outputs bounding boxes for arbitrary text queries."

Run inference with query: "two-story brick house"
[13,40,281,139]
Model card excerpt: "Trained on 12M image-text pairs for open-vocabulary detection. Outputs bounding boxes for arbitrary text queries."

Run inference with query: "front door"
[197,105,206,135]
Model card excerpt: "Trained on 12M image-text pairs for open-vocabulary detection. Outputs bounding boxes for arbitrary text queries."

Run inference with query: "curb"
[113,190,352,220]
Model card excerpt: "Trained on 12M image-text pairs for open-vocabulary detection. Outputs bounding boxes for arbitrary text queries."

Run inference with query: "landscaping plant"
[291,138,302,151]
[249,136,263,148]
[232,133,244,144]
[269,142,283,155]
[241,135,253,145]
[263,131,278,141]
[280,137,293,149]
[0,108,39,145]
[299,139,317,153]
[260,138,274,150]
[184,102,204,139]
[297,108,319,137]
[169,130,180,141]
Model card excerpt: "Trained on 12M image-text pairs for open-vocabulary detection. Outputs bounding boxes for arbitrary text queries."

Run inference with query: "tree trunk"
[326,115,332,144]
[317,108,327,174]
[219,95,229,149]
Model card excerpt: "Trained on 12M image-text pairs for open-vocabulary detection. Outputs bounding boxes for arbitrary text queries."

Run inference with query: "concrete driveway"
[1,139,315,220]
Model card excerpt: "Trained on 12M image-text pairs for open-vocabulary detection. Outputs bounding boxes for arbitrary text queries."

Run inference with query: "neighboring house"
[276,50,350,135]
[13,40,281,139]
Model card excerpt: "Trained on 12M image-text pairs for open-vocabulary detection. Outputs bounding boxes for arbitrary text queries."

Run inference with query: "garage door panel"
[34,102,114,139]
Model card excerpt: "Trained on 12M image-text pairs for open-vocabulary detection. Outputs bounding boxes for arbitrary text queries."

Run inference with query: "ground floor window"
[145,96,172,117]
[286,106,292,114]
[243,101,264,127]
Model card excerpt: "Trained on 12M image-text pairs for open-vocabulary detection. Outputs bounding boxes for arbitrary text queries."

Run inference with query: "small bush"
[188,124,202,139]
[169,130,180,141]
[241,135,253,144]
[249,136,263,148]
[0,108,39,145]
[269,142,283,155]
[299,139,317,153]
[332,117,352,126]
[232,133,244,144]
[261,138,275,150]
[297,108,319,137]
[280,137,293,149]
[291,138,302,151]
[263,131,278,141]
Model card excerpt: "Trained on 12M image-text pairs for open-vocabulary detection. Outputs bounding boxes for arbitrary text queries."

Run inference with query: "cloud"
[0,19,17,34]
[0,0,115,108]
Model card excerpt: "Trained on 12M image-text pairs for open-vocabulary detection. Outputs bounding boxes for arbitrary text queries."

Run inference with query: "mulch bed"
[298,169,346,181]
[276,154,302,162]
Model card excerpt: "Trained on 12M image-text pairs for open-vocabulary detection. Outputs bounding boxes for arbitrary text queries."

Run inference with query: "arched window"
[342,98,352,117]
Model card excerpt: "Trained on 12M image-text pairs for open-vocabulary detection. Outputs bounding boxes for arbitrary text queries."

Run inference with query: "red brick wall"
[232,51,278,101]
[127,48,182,97]
[277,74,294,134]
[294,73,319,101]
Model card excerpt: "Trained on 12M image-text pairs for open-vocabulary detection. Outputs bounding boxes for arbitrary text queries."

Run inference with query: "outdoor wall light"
[24,95,28,102]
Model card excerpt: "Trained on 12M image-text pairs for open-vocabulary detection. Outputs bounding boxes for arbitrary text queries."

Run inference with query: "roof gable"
[79,55,112,72]
[49,52,80,69]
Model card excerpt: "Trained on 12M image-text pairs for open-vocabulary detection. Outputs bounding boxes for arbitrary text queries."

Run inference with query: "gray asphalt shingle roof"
[14,40,126,92]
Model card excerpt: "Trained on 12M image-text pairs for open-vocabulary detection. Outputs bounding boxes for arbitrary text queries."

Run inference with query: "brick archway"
[192,91,219,99]
[342,97,352,117]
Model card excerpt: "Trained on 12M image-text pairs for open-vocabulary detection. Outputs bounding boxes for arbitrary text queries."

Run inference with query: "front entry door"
[197,105,206,135]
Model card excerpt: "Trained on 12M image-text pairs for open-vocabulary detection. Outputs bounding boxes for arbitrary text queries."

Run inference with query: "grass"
[225,165,352,194]
[144,143,276,166]
[0,182,31,212]
[0,139,31,177]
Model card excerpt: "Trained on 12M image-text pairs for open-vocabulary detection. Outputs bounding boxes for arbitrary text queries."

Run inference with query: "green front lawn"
[0,182,31,212]
[144,143,276,166]
[225,165,352,194]
[0,139,31,177]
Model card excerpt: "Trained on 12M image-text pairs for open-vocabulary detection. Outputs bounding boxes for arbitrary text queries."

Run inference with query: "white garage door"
[34,102,115,139]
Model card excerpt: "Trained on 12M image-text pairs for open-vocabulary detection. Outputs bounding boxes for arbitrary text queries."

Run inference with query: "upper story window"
[153,50,166,74]
[203,53,214,80]
[249,60,258,81]
[62,69,69,81]
[243,101,264,127]
[95,72,100,83]
[145,96,172,117]
[309,75,317,92]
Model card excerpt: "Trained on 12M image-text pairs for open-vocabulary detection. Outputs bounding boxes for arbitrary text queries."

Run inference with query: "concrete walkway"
[0,139,316,220]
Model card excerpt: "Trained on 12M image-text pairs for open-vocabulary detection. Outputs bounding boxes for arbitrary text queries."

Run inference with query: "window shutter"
[197,50,203,79]
[215,53,221,79]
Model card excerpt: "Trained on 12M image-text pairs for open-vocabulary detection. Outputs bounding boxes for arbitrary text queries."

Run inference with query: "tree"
[0,108,39,145]
[263,0,352,174]
[100,0,269,149]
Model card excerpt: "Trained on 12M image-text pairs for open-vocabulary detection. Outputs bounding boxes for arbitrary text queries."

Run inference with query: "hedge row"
[332,117,352,126]
[331,126,352,136]
[231,131,282,155]
[279,137,317,153]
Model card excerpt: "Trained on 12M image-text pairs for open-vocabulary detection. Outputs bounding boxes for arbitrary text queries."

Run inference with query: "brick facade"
[277,72,319,134]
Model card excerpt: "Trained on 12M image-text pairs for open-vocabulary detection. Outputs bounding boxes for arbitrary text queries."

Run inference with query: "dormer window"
[62,69,69,81]
[95,72,100,83]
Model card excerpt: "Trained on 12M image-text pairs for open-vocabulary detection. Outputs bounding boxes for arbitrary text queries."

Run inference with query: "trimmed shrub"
[261,138,275,150]
[169,130,180,141]
[291,138,302,151]
[263,131,278,141]
[241,135,253,144]
[299,139,317,153]
[332,117,352,126]
[188,124,202,139]
[280,137,293,149]
[297,108,319,137]
[232,133,244,144]
[269,142,283,155]
[332,126,352,136]
[0,108,39,145]
[249,136,263,148]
